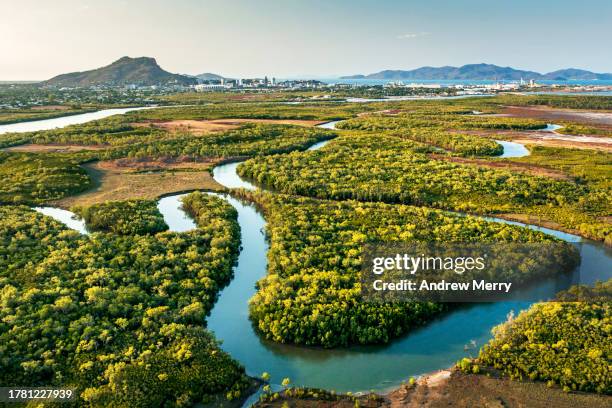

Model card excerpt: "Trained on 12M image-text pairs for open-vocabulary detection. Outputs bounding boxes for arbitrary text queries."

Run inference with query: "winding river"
[204,121,609,395]
[24,118,610,398]
[0,107,153,134]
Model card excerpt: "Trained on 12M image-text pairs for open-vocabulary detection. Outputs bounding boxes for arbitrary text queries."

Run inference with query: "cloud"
[396,32,430,40]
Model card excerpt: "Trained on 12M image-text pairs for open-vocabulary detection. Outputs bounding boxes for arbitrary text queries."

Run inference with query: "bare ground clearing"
[501,105,612,126]
[52,158,225,208]
[29,105,72,111]
[254,369,611,407]
[132,118,324,135]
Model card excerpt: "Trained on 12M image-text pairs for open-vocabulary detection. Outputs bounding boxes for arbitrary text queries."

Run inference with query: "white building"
[194,84,227,92]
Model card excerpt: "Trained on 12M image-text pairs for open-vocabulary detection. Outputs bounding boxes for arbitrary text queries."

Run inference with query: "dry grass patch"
[132,118,324,136]
[511,138,612,152]
[502,105,612,125]
[52,158,225,208]
[132,119,238,136]
[254,369,611,408]
[29,105,72,111]
[386,369,612,408]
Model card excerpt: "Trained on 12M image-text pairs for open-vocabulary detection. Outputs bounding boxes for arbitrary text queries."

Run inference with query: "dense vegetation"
[0,152,92,204]
[0,120,338,206]
[74,199,168,235]
[128,102,367,122]
[238,134,588,209]
[334,110,546,156]
[0,193,250,406]
[233,191,573,347]
[104,123,336,160]
[0,116,336,158]
[511,146,612,189]
[474,281,611,394]
[238,130,610,242]
[0,92,609,402]
[336,110,547,132]
[556,123,612,137]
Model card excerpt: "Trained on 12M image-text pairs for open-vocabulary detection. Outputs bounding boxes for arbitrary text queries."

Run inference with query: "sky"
[1,0,611,80]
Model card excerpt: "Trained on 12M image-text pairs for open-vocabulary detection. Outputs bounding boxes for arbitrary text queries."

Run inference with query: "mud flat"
[502,106,612,126]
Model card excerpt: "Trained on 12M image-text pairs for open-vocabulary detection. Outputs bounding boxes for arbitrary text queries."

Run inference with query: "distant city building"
[194,83,227,91]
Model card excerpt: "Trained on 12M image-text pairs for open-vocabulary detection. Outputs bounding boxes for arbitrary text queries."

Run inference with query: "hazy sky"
[2,0,611,80]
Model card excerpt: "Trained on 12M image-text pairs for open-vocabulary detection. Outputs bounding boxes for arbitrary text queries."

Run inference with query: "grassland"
[53,158,224,208]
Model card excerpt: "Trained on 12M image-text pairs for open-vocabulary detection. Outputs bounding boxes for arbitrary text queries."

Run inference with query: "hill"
[341,63,612,81]
[542,68,612,80]
[44,56,197,87]
[195,72,227,81]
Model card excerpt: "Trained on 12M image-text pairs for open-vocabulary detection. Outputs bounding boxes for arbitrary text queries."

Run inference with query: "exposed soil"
[386,369,611,408]
[501,105,612,126]
[255,369,612,408]
[132,118,324,135]
[510,137,612,152]
[29,105,71,111]
[429,153,572,180]
[132,119,238,135]
[52,158,225,208]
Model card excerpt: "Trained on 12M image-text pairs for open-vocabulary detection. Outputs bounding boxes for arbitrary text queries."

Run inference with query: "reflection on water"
[544,123,563,132]
[0,107,152,134]
[157,194,196,232]
[495,140,530,158]
[306,139,332,150]
[33,207,88,234]
[316,120,342,130]
[213,162,257,190]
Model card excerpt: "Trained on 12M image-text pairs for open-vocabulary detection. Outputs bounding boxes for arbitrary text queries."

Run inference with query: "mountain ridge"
[341,63,612,81]
[44,56,198,87]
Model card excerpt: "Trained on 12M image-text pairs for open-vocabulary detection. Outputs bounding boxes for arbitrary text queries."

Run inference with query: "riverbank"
[252,368,611,407]
[0,107,98,125]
